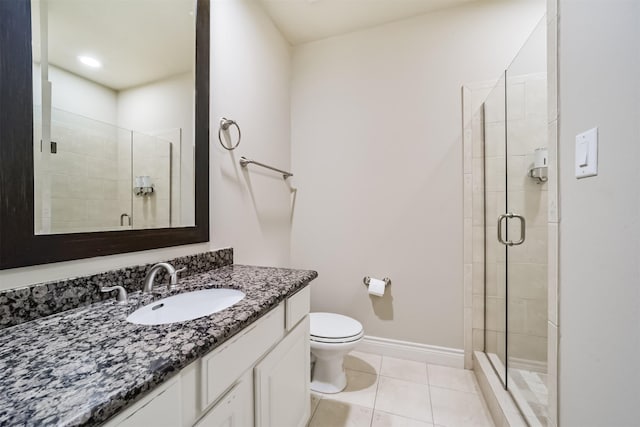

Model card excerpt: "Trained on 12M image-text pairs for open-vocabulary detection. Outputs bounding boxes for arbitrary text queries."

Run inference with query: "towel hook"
[218,117,241,151]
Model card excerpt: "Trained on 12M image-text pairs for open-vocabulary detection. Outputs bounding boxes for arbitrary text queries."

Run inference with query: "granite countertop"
[0,264,317,427]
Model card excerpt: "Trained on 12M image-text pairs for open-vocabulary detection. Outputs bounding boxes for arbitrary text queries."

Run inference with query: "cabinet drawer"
[285,286,310,331]
[201,303,284,410]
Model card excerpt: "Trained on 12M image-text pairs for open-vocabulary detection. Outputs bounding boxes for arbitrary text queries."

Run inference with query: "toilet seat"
[310,330,364,344]
[310,312,364,343]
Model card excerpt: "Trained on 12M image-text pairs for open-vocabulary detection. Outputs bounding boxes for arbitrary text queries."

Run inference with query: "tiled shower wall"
[35,112,174,233]
[506,74,549,368]
[35,114,131,233]
[491,73,549,369]
[462,80,495,370]
[463,72,548,368]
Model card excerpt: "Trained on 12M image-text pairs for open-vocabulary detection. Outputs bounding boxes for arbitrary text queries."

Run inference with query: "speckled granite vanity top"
[0,263,317,426]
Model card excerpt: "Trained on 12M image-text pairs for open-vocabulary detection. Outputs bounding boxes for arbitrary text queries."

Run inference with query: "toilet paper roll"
[368,278,386,297]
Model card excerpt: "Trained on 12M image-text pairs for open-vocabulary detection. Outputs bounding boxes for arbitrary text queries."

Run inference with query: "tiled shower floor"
[509,368,549,427]
[307,351,495,427]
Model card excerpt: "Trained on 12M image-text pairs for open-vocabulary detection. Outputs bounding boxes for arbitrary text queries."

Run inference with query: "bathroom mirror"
[0,0,210,269]
[32,0,196,234]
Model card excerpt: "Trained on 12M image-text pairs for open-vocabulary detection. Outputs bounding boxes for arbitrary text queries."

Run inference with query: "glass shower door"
[481,15,548,426]
[505,17,549,425]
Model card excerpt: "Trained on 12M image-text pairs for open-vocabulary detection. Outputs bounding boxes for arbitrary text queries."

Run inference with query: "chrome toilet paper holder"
[363,276,391,288]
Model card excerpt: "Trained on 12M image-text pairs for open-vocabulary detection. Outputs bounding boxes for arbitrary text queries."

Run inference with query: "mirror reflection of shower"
[33,106,183,234]
[30,0,197,235]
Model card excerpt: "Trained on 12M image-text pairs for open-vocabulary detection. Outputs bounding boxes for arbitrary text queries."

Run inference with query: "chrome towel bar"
[239,156,293,179]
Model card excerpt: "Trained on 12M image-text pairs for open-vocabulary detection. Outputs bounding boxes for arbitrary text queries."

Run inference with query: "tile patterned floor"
[308,351,495,427]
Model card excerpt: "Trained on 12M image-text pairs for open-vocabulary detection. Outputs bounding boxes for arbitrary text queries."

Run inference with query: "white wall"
[32,64,118,124]
[210,0,292,267]
[290,0,545,349]
[0,0,292,289]
[557,0,640,424]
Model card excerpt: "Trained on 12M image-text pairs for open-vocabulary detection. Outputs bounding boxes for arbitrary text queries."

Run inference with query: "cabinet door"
[201,304,285,410]
[114,378,182,427]
[254,315,310,427]
[196,375,253,427]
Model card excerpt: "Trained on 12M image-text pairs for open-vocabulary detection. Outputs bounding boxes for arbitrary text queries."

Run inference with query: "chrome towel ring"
[218,117,241,150]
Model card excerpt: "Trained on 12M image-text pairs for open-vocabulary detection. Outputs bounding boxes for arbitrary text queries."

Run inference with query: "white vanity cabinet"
[194,371,254,427]
[254,315,310,427]
[105,286,311,427]
[110,377,183,427]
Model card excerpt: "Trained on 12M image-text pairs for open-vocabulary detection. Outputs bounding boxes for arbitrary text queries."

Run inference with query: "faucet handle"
[168,267,187,290]
[100,285,128,303]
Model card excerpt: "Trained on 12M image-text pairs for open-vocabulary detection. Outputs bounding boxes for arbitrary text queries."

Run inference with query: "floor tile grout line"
[429,383,482,395]
[374,408,437,426]
[426,362,436,426]
[375,373,430,384]
[308,393,321,423]
[369,369,382,427]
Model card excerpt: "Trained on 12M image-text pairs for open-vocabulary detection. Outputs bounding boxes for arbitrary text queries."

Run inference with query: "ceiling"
[33,0,478,88]
[257,0,478,45]
[32,0,195,91]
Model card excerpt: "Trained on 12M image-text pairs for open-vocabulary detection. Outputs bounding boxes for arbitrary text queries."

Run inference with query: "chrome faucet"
[143,263,185,293]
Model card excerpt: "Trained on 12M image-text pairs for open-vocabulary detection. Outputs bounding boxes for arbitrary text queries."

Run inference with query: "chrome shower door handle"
[510,213,526,246]
[497,214,509,245]
[497,213,526,246]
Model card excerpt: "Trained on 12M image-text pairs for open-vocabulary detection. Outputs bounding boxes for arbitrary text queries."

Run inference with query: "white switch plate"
[575,127,598,179]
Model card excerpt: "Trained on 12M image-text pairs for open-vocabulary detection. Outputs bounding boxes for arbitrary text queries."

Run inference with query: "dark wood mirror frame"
[0,0,210,269]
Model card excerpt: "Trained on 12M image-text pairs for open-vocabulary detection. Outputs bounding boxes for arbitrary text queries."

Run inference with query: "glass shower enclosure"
[482,18,549,426]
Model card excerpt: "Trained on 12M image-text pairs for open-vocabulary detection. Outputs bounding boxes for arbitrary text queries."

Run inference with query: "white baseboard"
[356,335,464,369]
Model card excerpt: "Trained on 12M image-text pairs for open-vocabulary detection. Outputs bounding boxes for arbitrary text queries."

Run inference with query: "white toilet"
[310,312,364,394]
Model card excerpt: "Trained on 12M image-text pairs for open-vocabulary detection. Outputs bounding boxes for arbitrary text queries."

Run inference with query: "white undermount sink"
[126,288,245,325]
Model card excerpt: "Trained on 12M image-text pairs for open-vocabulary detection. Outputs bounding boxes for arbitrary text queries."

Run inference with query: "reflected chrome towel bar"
[239,156,293,179]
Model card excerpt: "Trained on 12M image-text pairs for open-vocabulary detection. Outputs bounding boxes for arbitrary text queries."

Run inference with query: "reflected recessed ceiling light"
[78,56,101,68]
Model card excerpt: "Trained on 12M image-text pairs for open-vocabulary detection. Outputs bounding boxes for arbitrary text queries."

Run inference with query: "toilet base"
[310,356,347,394]
[309,312,364,394]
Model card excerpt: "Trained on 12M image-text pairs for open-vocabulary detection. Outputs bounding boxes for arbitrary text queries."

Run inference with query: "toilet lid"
[310,312,363,339]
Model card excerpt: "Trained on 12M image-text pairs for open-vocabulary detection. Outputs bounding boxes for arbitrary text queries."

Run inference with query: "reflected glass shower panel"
[34,107,133,234]
[34,106,182,234]
[131,132,177,229]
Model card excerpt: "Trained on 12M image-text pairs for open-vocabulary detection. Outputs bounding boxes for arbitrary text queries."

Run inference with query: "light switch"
[577,140,589,167]
[575,127,598,179]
